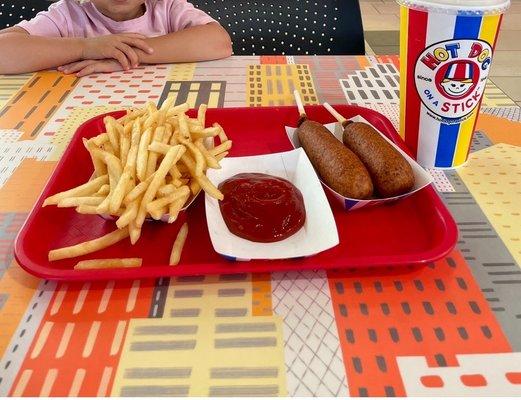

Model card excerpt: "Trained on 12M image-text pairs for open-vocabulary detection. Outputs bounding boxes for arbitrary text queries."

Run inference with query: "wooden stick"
[323,102,350,127]
[293,90,306,119]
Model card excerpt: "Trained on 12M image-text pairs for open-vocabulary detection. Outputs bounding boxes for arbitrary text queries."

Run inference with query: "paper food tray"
[205,148,339,261]
[285,116,433,210]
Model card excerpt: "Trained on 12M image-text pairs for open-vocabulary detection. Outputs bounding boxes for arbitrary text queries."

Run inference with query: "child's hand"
[80,34,153,70]
[58,59,124,77]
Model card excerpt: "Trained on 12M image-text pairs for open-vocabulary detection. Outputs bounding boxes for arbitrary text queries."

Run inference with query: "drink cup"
[398,0,510,168]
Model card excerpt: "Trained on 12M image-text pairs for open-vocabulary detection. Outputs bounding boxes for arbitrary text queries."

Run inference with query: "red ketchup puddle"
[218,173,306,243]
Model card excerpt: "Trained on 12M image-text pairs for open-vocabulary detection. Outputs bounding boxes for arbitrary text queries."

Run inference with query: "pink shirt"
[17,0,216,37]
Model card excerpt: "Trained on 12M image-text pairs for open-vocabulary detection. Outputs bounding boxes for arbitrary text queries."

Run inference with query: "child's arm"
[0,28,153,74]
[0,27,83,74]
[137,23,232,64]
[59,23,232,77]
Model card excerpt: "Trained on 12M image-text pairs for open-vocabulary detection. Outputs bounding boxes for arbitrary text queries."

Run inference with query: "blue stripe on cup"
[435,123,460,167]
[434,14,483,168]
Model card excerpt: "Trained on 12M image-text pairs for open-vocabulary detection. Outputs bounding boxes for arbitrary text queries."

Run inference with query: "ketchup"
[218,173,306,243]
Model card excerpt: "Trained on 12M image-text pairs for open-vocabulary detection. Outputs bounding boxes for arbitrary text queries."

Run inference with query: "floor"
[361,0,521,107]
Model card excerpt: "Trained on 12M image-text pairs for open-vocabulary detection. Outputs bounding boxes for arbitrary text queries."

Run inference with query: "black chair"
[0,0,52,29]
[191,0,365,55]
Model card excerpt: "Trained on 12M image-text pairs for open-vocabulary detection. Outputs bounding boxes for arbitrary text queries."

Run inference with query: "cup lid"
[397,0,510,14]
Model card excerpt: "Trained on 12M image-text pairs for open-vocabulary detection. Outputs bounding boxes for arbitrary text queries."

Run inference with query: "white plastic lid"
[397,0,510,14]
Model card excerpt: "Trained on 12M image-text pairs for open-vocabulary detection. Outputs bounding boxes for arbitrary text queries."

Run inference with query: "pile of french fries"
[43,98,232,267]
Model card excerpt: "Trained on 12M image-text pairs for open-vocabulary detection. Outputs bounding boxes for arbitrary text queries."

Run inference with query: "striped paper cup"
[398,0,510,168]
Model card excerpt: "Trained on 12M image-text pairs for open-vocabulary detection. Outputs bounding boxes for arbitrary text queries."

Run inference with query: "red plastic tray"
[15,105,457,281]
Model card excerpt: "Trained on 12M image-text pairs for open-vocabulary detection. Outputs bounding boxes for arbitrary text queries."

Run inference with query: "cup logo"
[436,60,479,100]
[415,39,492,122]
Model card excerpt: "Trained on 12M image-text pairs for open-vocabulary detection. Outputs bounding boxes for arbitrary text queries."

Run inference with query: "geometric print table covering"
[0,55,520,396]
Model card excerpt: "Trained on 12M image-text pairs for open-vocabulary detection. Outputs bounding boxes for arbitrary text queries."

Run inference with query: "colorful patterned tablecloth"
[0,55,520,397]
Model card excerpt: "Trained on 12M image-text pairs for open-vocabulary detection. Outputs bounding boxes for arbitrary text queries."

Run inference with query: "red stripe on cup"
[404,8,428,159]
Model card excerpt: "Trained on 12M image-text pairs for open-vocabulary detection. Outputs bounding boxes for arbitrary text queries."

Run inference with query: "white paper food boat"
[205,148,339,261]
[285,116,433,211]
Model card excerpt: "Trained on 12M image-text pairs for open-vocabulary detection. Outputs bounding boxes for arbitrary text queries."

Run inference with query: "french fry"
[146,186,190,214]
[213,122,228,142]
[162,123,173,144]
[136,127,153,182]
[124,117,142,179]
[123,121,133,136]
[167,116,180,127]
[148,142,185,167]
[136,145,184,227]
[148,141,171,155]
[203,136,215,151]
[103,142,115,154]
[210,140,232,156]
[48,228,129,261]
[191,127,220,140]
[197,104,207,127]
[90,132,109,147]
[160,95,175,112]
[117,108,146,124]
[189,179,200,196]
[95,184,110,196]
[119,130,131,167]
[203,127,220,136]
[82,136,96,151]
[169,222,188,265]
[58,196,104,208]
[77,205,102,214]
[168,191,190,223]
[146,101,157,114]
[116,109,130,124]
[74,258,142,270]
[116,195,140,229]
[188,119,203,130]
[145,127,165,179]
[103,152,123,190]
[195,140,220,169]
[157,110,167,126]
[96,193,111,214]
[180,153,197,175]
[76,205,123,215]
[104,116,120,157]
[43,175,108,206]
[215,151,229,162]
[144,109,159,129]
[166,102,189,116]
[170,129,180,145]
[96,149,124,211]
[181,140,205,176]
[109,170,133,214]
[83,138,107,177]
[114,121,124,137]
[197,174,223,200]
[170,165,182,180]
[178,113,190,139]
[157,184,176,197]
[172,178,184,187]
[129,220,141,245]
[149,208,163,221]
[124,173,154,204]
